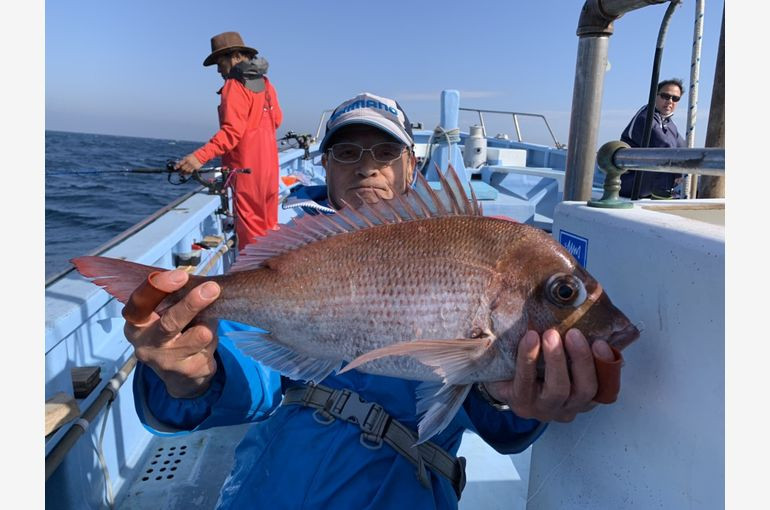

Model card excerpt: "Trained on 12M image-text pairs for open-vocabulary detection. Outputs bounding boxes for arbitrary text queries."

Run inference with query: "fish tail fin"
[70,256,164,304]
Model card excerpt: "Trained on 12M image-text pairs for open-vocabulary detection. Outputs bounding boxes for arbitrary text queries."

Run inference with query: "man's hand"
[485,329,619,422]
[175,153,203,174]
[123,269,221,398]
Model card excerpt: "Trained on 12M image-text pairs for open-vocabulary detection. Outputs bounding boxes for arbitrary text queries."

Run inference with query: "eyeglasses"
[328,142,407,164]
[658,92,681,103]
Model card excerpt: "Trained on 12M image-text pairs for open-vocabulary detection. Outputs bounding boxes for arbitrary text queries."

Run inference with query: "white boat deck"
[457,433,531,510]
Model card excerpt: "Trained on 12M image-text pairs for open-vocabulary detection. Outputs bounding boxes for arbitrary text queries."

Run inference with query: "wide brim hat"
[203,31,258,67]
[319,92,414,152]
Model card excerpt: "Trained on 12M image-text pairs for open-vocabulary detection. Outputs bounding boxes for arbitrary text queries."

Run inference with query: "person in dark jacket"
[620,78,687,199]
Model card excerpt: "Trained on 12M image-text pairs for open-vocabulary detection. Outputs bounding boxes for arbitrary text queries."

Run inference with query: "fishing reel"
[166,160,210,186]
[165,160,252,216]
[279,131,314,160]
[165,160,250,188]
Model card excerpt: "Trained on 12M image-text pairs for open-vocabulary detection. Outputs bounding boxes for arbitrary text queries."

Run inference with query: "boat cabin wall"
[528,199,725,508]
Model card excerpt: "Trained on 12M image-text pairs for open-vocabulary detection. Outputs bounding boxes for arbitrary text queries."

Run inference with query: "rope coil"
[417,126,461,175]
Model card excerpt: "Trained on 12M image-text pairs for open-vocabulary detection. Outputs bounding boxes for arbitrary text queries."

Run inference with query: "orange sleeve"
[194,80,254,164]
[268,81,283,129]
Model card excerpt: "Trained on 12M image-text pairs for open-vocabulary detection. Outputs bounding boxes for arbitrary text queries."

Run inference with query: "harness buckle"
[359,403,388,449]
[323,388,389,449]
[282,384,465,497]
[312,408,335,425]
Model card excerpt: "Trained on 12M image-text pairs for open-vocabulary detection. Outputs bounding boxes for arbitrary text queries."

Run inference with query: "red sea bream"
[73,167,640,442]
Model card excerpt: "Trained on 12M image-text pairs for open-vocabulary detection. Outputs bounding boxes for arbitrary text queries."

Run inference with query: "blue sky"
[45,0,724,147]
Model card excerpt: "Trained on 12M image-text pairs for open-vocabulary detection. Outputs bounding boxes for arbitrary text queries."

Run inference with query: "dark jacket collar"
[218,57,269,94]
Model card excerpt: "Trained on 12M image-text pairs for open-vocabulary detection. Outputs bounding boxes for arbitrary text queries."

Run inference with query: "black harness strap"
[282,383,467,499]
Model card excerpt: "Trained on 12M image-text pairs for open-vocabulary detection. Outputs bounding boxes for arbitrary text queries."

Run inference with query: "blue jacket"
[619,105,686,198]
[133,187,547,509]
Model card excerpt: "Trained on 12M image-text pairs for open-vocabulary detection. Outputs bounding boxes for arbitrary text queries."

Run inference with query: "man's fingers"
[163,352,220,399]
[539,329,571,409]
[174,154,201,174]
[190,323,219,353]
[563,329,599,406]
[139,324,218,368]
[515,331,540,378]
[122,270,187,325]
[592,339,614,362]
[509,331,540,401]
[153,281,221,342]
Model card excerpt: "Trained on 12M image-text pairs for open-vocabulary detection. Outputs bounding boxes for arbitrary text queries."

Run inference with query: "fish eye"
[545,273,587,308]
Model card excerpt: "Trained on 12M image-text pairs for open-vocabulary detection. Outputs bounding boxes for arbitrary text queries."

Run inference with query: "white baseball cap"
[319,92,414,152]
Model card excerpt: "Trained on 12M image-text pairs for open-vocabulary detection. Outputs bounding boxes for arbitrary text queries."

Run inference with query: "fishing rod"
[46,163,224,178]
[48,160,251,217]
[48,160,251,187]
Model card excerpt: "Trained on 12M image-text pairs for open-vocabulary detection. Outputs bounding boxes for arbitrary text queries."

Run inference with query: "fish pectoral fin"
[223,330,341,384]
[339,333,497,385]
[414,382,473,444]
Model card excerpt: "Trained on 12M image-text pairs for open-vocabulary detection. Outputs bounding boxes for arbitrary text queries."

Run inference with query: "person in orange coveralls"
[176,31,283,251]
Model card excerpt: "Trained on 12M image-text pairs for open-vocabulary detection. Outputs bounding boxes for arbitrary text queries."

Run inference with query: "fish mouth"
[608,322,641,351]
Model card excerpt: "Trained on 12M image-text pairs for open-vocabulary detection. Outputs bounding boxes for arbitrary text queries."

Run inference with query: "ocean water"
[45,130,217,280]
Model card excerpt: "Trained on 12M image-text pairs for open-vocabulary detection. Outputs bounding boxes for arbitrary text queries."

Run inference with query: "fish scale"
[208,220,499,378]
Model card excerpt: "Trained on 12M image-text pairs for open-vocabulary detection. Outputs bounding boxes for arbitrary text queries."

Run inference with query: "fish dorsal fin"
[229,164,482,272]
[410,163,481,219]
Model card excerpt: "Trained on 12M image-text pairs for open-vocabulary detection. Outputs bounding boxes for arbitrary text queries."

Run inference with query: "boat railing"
[313,109,336,142]
[458,107,566,149]
[45,356,138,481]
[606,145,724,175]
[589,141,725,207]
[44,188,205,288]
[313,105,565,151]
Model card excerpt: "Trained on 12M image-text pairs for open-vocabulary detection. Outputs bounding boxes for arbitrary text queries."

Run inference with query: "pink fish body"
[73,167,639,442]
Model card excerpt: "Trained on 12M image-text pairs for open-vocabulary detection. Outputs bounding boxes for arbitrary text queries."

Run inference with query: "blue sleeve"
[133,321,283,435]
[676,124,687,147]
[620,106,646,148]
[628,111,648,148]
[462,385,548,454]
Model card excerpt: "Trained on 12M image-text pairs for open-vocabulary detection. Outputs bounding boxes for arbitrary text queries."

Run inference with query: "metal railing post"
[564,0,670,201]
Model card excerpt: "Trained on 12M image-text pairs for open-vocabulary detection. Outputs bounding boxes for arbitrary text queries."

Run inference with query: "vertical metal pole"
[513,114,523,142]
[428,90,469,181]
[564,35,610,201]
[564,0,672,202]
[698,5,725,198]
[684,0,705,198]
[478,112,487,137]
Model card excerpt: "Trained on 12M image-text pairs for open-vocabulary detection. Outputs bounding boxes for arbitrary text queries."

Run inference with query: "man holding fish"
[83,92,631,509]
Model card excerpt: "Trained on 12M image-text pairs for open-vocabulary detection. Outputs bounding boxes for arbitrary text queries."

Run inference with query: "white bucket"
[463,125,487,169]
